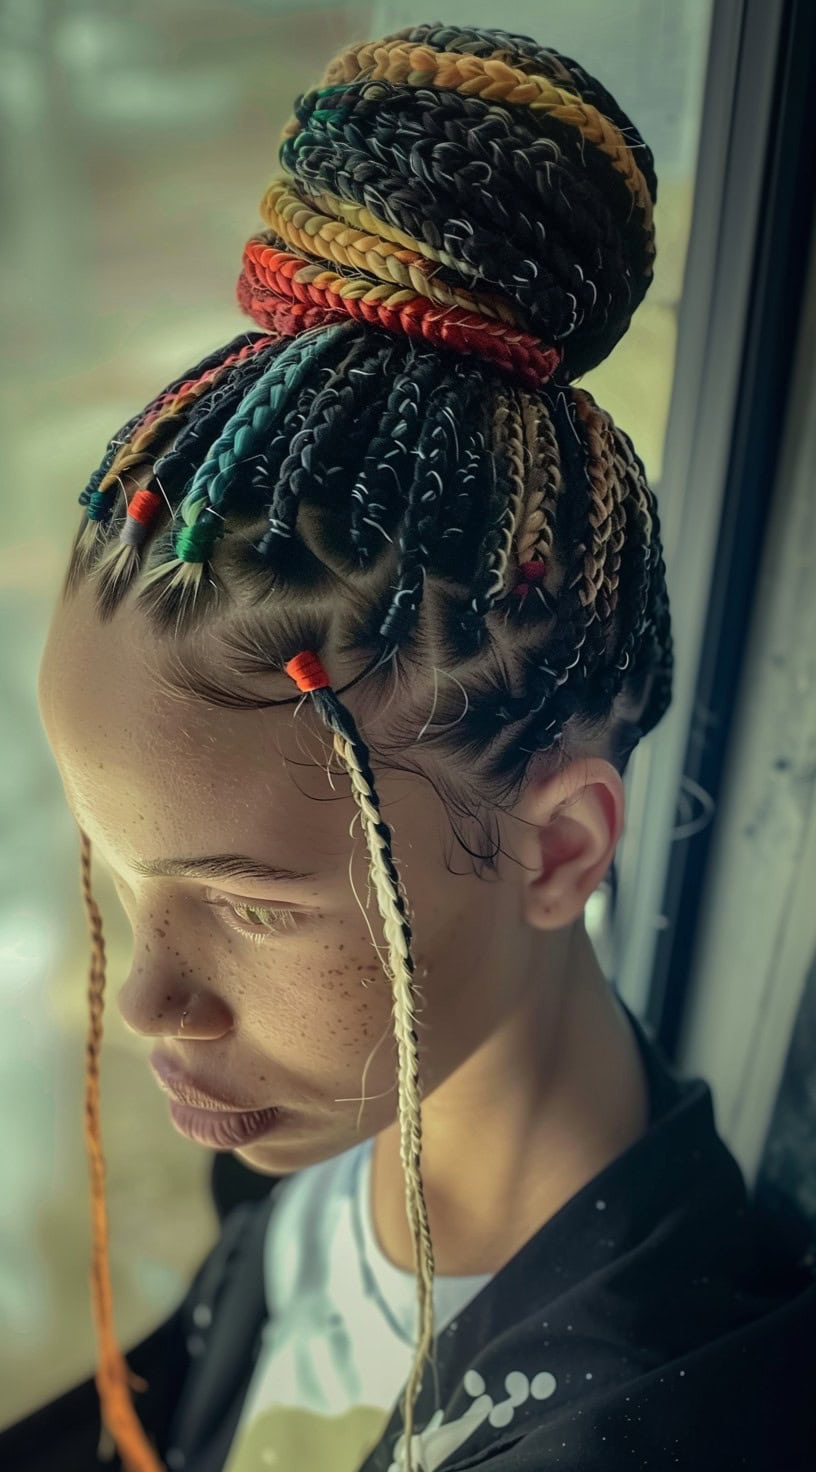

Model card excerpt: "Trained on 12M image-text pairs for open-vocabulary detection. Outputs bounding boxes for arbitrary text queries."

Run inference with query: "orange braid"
[238,240,562,388]
[259,178,525,327]
[80,828,164,1471]
[133,334,278,438]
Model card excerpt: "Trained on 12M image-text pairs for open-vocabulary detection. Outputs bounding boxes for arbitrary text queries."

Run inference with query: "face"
[38,572,539,1174]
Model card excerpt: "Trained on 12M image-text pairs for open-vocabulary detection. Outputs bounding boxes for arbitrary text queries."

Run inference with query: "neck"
[369,921,651,1277]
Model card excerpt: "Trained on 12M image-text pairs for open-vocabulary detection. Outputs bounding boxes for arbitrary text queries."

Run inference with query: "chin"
[233,1139,296,1171]
[235,1126,360,1175]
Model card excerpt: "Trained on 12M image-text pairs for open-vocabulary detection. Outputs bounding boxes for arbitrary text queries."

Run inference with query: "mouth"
[167,1100,285,1149]
[150,1051,275,1114]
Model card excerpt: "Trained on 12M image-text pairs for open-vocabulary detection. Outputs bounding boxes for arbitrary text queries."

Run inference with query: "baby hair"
[62,22,671,1472]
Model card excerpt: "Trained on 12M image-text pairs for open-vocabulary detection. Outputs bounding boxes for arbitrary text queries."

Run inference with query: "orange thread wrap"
[285,650,331,691]
[126,489,164,525]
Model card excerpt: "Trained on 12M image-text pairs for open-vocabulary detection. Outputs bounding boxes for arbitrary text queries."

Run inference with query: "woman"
[7,21,815,1472]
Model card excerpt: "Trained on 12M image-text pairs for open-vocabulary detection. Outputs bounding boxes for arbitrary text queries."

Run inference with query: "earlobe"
[515,758,625,932]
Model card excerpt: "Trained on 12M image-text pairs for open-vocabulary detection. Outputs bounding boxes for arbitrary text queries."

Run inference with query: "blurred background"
[2,0,815,1429]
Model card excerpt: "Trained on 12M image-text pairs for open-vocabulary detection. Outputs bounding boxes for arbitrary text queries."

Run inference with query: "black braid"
[634,456,674,735]
[78,333,271,506]
[379,368,478,650]
[309,686,414,970]
[432,385,491,585]
[313,340,401,507]
[569,403,622,717]
[148,340,290,509]
[288,80,627,331]
[388,21,658,202]
[349,349,443,569]
[590,423,655,715]
[256,336,388,561]
[456,386,523,651]
[243,370,330,512]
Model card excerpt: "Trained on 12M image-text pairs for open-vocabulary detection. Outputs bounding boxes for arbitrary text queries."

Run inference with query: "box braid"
[76,332,268,510]
[257,335,398,558]
[86,341,297,620]
[349,348,447,570]
[60,27,674,1472]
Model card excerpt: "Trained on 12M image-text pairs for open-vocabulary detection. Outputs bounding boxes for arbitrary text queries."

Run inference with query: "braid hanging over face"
[61,23,671,1472]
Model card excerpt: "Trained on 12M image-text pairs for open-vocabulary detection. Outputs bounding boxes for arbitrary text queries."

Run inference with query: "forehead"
[37,574,350,875]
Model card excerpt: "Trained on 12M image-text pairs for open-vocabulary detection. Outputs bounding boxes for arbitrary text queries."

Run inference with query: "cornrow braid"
[62,29,672,1472]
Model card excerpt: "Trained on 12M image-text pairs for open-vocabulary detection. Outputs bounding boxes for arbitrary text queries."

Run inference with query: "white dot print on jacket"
[387,1366,558,1472]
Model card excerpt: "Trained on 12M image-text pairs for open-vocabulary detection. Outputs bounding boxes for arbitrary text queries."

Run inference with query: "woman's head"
[38,22,670,1470]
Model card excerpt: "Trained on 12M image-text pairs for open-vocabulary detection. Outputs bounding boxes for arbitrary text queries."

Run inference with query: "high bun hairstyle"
[62,22,671,1472]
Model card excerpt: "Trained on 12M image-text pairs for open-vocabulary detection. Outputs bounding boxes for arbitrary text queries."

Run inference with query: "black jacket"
[3,1002,815,1471]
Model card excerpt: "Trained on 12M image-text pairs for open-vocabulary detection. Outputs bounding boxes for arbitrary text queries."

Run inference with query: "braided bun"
[236,25,657,384]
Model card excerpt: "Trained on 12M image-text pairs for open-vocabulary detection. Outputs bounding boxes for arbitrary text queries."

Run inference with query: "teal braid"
[175,323,355,564]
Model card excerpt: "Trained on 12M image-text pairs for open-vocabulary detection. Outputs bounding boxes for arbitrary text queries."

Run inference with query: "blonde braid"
[328,723,439,1468]
[260,180,523,326]
[515,393,561,565]
[291,40,653,240]
[595,406,628,623]
[297,186,486,284]
[492,390,528,597]
[572,391,619,620]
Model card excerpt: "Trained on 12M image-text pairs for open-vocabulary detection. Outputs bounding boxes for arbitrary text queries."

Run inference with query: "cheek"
[237,921,400,1071]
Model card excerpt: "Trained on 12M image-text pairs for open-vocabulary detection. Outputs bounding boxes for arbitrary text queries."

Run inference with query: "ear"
[509,757,625,931]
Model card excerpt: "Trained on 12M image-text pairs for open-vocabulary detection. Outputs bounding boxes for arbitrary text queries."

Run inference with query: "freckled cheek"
[240,935,399,1063]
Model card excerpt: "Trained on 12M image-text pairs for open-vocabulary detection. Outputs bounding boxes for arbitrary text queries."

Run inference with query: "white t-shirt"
[222,1135,493,1472]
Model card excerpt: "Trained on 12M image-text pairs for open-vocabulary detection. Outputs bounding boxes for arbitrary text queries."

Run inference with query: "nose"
[116,979,236,1040]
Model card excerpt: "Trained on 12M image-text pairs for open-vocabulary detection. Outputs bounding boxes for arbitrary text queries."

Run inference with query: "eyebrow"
[129,854,319,884]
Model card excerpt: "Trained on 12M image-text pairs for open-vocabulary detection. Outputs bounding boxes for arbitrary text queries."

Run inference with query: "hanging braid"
[349,348,443,570]
[57,26,673,1472]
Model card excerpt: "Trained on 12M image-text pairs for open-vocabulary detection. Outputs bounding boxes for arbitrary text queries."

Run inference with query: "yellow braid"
[283,40,654,245]
[260,178,524,327]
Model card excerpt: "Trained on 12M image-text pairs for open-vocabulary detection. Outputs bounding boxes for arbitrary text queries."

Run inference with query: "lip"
[168,1100,282,1149]
[150,1051,273,1114]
